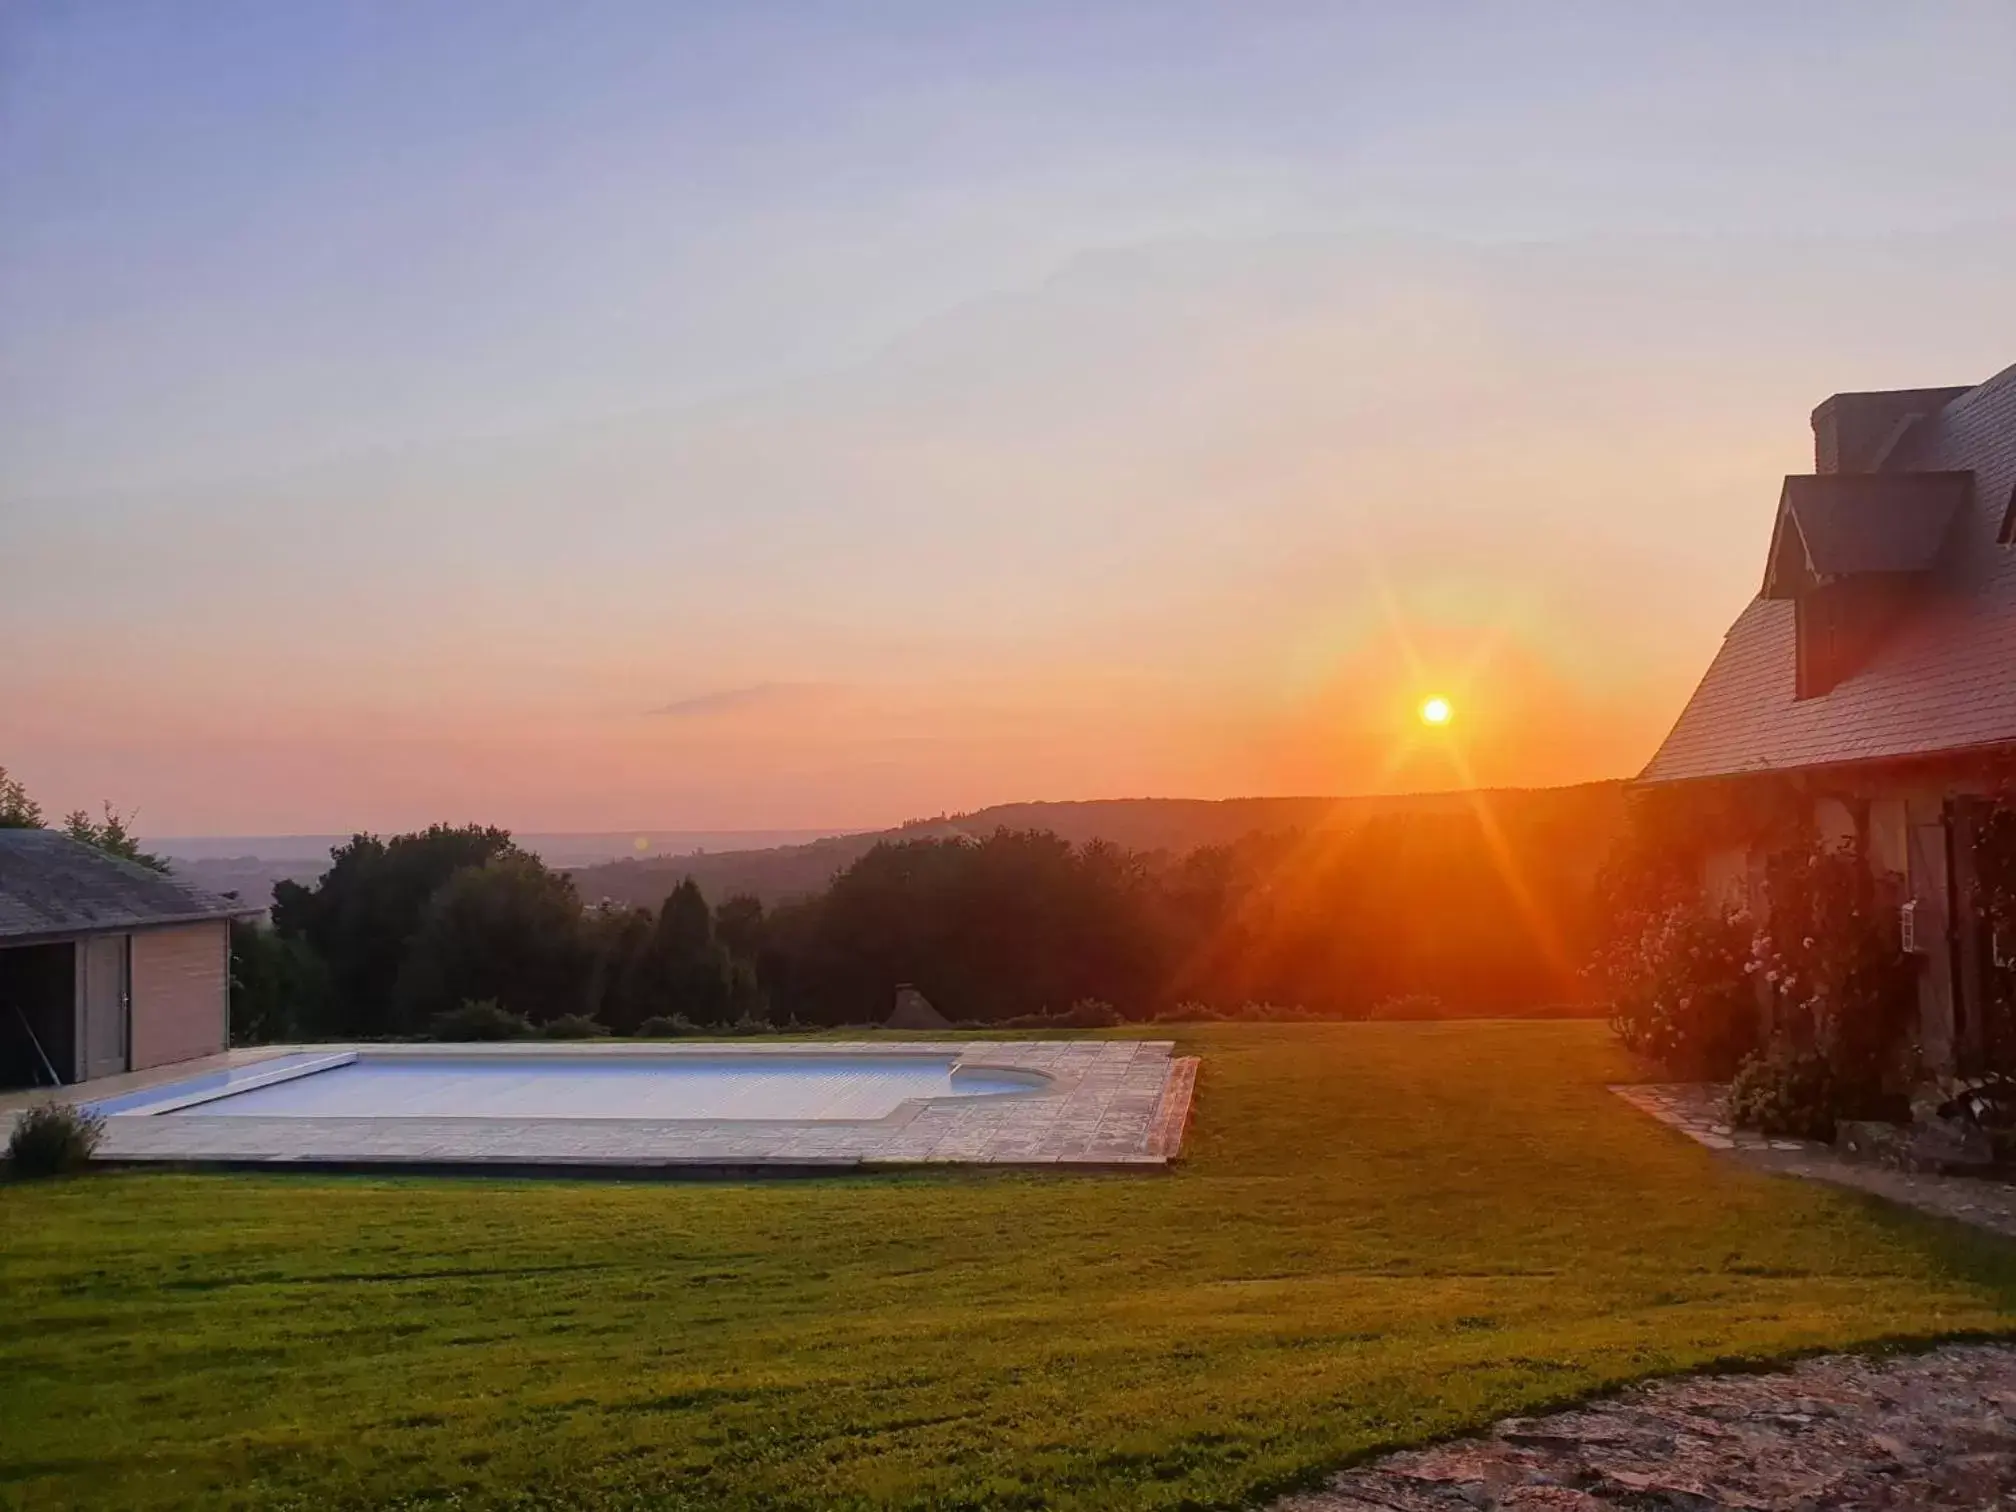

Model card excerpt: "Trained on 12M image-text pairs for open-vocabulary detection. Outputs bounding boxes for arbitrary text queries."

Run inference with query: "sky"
[4,1,2015,836]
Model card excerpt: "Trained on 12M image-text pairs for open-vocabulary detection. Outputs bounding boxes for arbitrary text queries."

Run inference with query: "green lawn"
[5,1022,2015,1511]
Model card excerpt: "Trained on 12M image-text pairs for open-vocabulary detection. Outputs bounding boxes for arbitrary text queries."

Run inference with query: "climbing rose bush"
[1732,841,1915,1129]
[1596,902,1758,1079]
[1973,803,2016,1073]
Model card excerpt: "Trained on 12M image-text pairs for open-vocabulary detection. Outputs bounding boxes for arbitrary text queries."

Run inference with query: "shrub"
[7,1103,103,1177]
[1595,903,1758,1079]
[1728,1043,1838,1140]
[1150,1000,1329,1024]
[996,999,1126,1030]
[1058,998,1123,1028]
[430,998,532,1041]
[629,1013,789,1038]
[539,1013,612,1040]
[1153,1001,1224,1023]
[1230,1001,1322,1023]
[1373,992,1447,1020]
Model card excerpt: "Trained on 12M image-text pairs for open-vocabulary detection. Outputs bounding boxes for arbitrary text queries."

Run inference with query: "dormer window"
[1762,471,1973,698]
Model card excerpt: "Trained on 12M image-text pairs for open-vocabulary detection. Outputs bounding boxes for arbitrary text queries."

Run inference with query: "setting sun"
[1420,696,1453,726]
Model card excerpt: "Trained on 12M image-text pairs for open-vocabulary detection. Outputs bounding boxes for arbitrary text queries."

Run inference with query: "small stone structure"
[885,984,950,1031]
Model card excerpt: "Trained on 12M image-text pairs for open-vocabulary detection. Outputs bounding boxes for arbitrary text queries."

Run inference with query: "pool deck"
[4,1039,1199,1175]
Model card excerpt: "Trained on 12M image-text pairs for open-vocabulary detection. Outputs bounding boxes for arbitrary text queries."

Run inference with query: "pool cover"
[143,1052,1042,1122]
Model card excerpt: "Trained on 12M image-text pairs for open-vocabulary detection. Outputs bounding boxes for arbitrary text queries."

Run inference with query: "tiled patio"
[7,1038,1198,1175]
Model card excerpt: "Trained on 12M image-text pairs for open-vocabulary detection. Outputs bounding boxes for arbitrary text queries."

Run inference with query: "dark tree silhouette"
[272,825,517,1036]
[391,854,593,1030]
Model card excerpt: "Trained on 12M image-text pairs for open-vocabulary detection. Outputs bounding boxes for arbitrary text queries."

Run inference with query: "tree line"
[237,826,765,1041]
[234,803,1612,1040]
[0,765,169,870]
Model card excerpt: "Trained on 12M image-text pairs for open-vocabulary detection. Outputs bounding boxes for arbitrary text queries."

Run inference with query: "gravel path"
[1275,1343,2016,1510]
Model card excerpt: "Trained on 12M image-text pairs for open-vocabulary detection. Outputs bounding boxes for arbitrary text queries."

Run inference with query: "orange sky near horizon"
[3,506,1752,835]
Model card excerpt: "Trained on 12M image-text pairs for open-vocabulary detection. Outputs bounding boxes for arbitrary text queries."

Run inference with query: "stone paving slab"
[1610,1083,1820,1155]
[30,1038,1198,1175]
[1276,1343,2016,1510]
[1612,1082,2016,1239]
[1146,1056,1199,1158]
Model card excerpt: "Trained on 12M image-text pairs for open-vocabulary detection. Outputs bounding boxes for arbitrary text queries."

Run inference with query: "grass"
[4,1021,2015,1510]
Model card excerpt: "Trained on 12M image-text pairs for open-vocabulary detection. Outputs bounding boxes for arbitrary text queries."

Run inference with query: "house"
[1639,363,2016,1077]
[0,829,256,1089]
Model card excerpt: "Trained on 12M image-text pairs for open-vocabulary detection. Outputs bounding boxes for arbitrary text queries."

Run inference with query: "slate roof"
[0,829,254,945]
[1762,472,1973,595]
[1642,363,2016,783]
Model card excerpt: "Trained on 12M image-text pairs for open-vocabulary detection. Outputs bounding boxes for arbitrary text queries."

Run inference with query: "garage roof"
[0,829,254,945]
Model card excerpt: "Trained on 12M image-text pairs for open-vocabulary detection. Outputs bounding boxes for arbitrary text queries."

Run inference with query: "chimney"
[1810,386,1973,474]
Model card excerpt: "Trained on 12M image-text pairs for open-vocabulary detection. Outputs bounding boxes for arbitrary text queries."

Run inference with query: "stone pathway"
[1609,1083,1817,1155]
[1613,1082,2016,1239]
[1278,1343,2016,1510]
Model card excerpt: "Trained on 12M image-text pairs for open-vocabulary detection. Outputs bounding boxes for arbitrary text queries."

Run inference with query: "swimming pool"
[71,1040,1197,1173]
[94,1049,1048,1122]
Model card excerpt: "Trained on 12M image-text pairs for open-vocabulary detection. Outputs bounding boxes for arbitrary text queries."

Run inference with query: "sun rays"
[1167,566,1582,997]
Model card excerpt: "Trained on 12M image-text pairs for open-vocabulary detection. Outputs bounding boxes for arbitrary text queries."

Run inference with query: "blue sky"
[4,3,2015,832]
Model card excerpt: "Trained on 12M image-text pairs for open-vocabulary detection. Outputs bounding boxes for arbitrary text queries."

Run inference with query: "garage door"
[80,934,130,1081]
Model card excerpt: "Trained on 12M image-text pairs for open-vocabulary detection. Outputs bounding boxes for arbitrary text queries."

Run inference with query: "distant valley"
[159,784,1630,915]
[157,828,854,914]
[567,782,1629,909]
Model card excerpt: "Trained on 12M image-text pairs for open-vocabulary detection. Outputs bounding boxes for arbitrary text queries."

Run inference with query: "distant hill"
[568,781,1630,909]
[164,856,328,918]
[162,828,852,916]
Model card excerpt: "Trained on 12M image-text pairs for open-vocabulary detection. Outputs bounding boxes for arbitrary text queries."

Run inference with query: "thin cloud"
[646,682,835,720]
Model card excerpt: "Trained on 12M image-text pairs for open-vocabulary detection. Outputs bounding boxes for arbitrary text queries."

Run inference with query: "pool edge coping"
[65,1039,1192,1173]
[86,1151,1176,1179]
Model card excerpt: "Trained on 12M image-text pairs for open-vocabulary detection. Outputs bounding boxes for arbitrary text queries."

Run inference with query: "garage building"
[0,828,255,1089]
